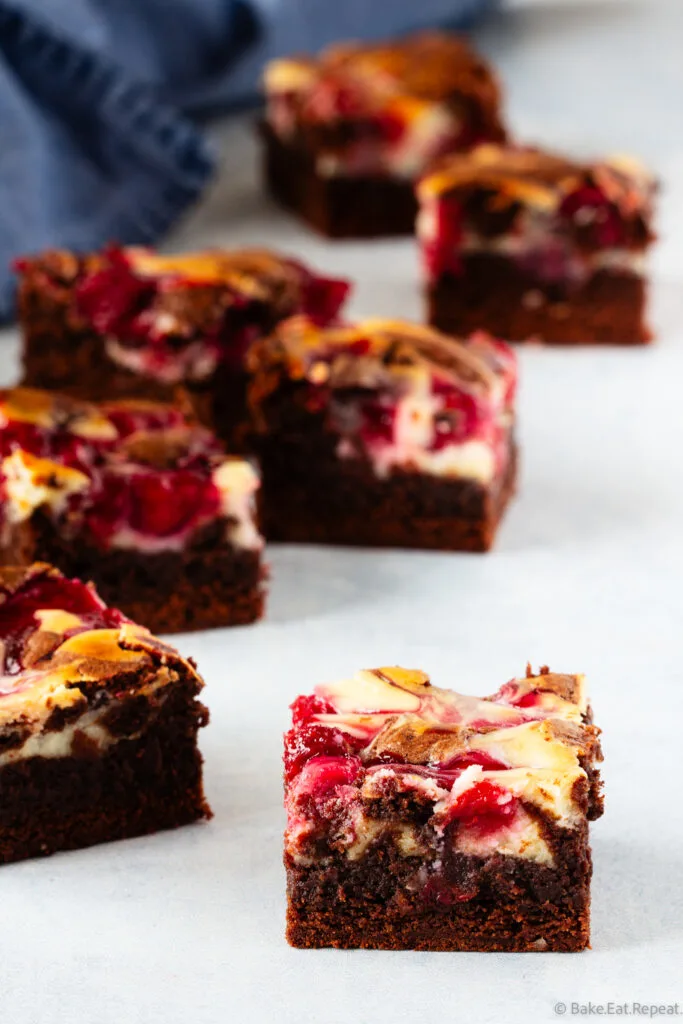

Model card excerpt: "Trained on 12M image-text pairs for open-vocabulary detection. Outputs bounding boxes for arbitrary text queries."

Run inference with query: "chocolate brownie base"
[261,448,516,551]
[286,827,592,952]
[2,518,265,634]
[428,255,651,344]
[0,679,211,865]
[253,392,516,550]
[261,122,418,238]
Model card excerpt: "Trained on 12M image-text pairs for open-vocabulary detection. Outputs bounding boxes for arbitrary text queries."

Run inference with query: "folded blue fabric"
[0,0,496,321]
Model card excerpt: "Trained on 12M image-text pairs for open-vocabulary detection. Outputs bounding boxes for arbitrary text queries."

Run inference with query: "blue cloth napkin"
[0,0,496,320]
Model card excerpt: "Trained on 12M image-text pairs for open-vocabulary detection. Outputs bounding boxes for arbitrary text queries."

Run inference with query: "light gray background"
[1,1,682,1021]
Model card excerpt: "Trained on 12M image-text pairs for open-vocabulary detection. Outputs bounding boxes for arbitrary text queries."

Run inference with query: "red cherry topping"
[299,273,350,325]
[447,779,518,837]
[439,750,508,772]
[289,694,336,726]
[513,691,542,709]
[0,573,124,674]
[127,472,219,538]
[105,404,185,439]
[85,469,220,546]
[76,248,154,341]
[559,185,625,248]
[291,755,363,799]
[284,724,362,784]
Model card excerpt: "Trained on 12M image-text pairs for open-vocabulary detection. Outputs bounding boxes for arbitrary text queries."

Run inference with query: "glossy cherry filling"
[296,268,350,326]
[358,399,397,446]
[560,184,626,248]
[289,694,336,725]
[75,248,158,345]
[279,81,477,176]
[0,573,124,675]
[85,468,221,546]
[291,754,364,800]
[0,419,97,474]
[75,247,349,368]
[0,404,224,548]
[284,722,365,784]
[444,778,518,837]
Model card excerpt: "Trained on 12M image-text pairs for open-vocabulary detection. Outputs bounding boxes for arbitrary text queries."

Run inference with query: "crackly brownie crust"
[429,259,650,345]
[0,564,211,864]
[261,122,420,238]
[2,516,264,634]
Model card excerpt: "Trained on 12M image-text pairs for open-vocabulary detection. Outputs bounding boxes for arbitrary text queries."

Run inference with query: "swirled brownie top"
[0,388,261,553]
[19,246,350,323]
[285,666,603,867]
[16,246,350,385]
[418,143,655,222]
[248,317,516,483]
[263,33,505,179]
[264,32,502,109]
[0,564,201,736]
[248,316,514,397]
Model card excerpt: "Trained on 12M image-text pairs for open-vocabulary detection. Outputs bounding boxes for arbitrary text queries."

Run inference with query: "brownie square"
[0,388,265,633]
[16,246,349,445]
[261,32,506,238]
[284,665,603,951]
[418,144,656,343]
[246,317,517,551]
[0,563,211,865]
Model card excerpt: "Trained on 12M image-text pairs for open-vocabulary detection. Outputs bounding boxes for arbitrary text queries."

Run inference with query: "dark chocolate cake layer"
[262,123,419,238]
[429,259,649,345]
[0,564,211,865]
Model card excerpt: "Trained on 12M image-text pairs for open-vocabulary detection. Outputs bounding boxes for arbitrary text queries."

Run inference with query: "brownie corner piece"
[284,665,603,952]
[0,563,211,865]
[418,144,656,344]
[0,387,266,633]
[247,317,517,551]
[261,31,506,238]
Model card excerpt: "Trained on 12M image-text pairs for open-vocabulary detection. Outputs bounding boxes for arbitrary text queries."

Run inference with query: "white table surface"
[2,2,683,1021]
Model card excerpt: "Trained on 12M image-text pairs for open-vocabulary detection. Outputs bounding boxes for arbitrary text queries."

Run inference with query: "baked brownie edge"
[0,672,211,865]
[428,258,650,345]
[261,122,418,238]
